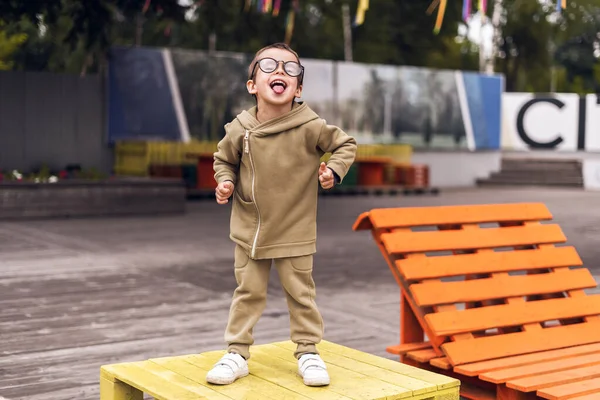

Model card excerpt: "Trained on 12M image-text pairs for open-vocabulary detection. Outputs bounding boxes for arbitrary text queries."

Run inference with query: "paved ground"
[1,187,600,400]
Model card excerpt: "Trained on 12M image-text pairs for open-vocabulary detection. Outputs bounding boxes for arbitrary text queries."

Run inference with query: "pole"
[209,32,217,53]
[486,0,503,74]
[135,12,144,46]
[479,16,486,72]
[342,4,353,62]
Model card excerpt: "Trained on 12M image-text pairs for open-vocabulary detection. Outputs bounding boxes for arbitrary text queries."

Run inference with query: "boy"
[208,43,357,387]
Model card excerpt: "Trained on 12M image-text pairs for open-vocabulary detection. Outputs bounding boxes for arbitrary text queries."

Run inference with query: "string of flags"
[245,0,299,43]
[244,0,371,43]
[141,0,569,43]
[429,0,567,34]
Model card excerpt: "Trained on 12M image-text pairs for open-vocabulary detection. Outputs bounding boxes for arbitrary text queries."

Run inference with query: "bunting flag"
[462,0,471,21]
[284,8,296,44]
[263,0,272,13]
[426,0,440,15]
[273,0,282,16]
[479,0,487,22]
[354,0,369,26]
[433,0,447,34]
[142,0,151,14]
[557,0,567,13]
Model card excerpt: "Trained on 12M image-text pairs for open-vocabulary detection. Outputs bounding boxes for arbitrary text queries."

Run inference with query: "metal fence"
[0,70,111,174]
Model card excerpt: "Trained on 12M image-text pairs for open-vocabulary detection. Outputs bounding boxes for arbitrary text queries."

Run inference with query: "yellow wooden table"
[100,340,460,400]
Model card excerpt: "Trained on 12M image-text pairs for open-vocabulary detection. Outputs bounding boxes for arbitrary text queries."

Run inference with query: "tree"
[0,22,27,70]
[490,0,600,92]
[2,0,190,74]
[493,0,553,92]
[552,0,600,93]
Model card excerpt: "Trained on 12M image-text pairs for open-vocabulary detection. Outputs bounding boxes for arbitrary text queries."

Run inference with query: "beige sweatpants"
[224,245,324,360]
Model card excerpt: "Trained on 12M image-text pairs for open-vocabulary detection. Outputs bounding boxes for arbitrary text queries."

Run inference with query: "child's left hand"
[318,162,335,189]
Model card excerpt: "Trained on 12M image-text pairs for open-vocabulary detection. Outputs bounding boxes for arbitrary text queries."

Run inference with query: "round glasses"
[252,57,304,79]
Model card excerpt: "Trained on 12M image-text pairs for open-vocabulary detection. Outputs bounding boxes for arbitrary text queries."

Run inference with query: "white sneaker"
[206,352,249,385]
[298,353,330,386]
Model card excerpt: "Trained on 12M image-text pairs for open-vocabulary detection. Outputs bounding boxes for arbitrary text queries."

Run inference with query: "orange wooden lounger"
[353,203,600,400]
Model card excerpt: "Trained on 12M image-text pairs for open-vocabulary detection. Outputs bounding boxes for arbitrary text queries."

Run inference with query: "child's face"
[247,48,303,108]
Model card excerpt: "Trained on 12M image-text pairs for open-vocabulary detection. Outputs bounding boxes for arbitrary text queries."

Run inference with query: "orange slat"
[536,377,600,400]
[382,224,566,254]
[430,357,451,370]
[506,364,600,392]
[386,342,432,355]
[426,295,600,336]
[410,269,597,307]
[362,203,552,230]
[455,343,600,377]
[481,352,600,384]
[567,394,600,400]
[405,348,438,363]
[397,246,582,281]
[442,322,600,366]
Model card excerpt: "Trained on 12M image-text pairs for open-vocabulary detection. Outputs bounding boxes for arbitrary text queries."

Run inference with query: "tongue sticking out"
[272,84,285,94]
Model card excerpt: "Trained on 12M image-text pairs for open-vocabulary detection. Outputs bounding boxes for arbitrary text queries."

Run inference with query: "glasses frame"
[250,57,305,83]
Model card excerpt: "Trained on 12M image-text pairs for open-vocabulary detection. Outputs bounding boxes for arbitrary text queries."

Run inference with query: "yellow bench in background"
[113,140,413,177]
[100,340,460,399]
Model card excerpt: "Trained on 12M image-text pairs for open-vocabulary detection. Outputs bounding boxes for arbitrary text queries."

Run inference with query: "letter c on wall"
[516,98,565,148]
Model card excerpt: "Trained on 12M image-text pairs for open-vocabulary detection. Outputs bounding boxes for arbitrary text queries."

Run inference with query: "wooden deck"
[2,187,600,400]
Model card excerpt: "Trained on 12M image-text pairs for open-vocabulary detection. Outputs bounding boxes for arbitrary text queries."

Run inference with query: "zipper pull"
[244,130,249,154]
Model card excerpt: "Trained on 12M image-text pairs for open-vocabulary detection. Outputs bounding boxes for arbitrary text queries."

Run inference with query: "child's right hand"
[215,181,234,204]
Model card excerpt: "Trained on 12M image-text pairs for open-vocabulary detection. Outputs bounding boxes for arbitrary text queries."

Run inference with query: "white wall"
[412,151,501,188]
[502,93,600,152]
[583,159,600,190]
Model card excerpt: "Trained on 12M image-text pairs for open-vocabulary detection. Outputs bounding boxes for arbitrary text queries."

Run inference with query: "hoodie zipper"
[245,129,261,258]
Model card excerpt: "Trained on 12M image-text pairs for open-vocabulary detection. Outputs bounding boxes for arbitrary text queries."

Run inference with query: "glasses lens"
[284,62,302,77]
[258,58,277,73]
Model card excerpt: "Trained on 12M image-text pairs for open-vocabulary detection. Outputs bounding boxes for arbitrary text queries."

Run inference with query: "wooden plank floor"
[2,187,600,400]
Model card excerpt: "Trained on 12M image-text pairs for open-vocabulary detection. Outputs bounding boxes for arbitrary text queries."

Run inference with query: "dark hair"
[247,43,304,86]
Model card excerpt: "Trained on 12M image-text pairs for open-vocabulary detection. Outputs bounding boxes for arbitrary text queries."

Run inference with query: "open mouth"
[270,80,287,94]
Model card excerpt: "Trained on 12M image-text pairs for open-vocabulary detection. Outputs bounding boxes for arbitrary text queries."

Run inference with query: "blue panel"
[463,72,486,149]
[479,75,502,150]
[461,72,502,150]
[107,47,181,142]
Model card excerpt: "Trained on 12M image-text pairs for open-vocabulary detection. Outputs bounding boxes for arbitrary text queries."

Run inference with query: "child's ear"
[246,80,258,95]
[294,84,303,98]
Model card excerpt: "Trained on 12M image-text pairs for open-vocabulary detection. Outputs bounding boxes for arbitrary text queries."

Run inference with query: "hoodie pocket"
[230,191,258,245]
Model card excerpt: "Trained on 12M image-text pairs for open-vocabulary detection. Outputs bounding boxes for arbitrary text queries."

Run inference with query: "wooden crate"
[100,340,460,399]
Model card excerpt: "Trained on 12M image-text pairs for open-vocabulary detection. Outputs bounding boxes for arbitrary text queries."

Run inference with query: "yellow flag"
[434,0,447,34]
[354,0,370,26]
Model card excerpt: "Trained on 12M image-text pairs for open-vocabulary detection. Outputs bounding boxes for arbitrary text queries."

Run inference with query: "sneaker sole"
[207,370,249,385]
[298,372,330,387]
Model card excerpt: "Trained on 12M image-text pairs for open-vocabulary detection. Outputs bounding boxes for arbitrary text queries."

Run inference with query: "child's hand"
[318,162,335,189]
[216,181,234,204]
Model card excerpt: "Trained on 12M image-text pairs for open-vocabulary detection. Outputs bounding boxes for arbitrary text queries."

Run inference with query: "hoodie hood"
[235,102,319,136]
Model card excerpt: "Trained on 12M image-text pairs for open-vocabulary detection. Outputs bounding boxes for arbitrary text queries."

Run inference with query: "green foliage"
[0,0,598,95]
[0,21,27,70]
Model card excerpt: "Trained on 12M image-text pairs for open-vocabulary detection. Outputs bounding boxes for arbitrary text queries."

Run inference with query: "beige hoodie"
[213,102,357,259]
